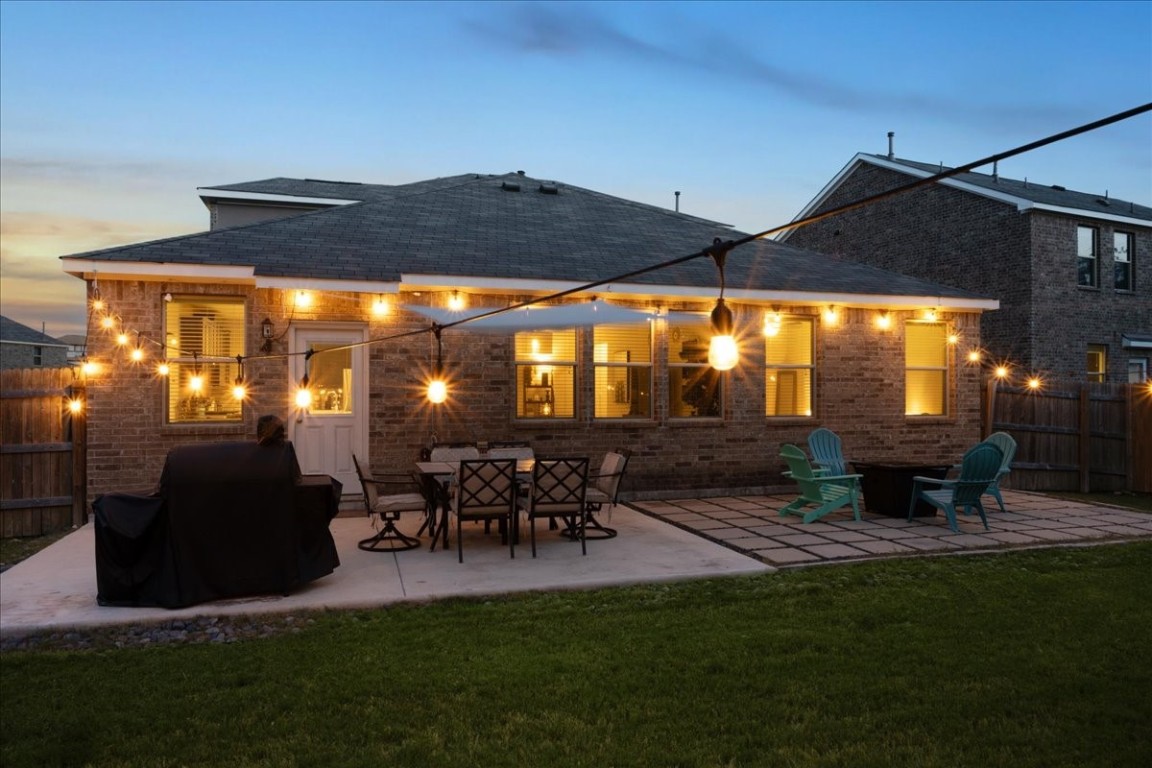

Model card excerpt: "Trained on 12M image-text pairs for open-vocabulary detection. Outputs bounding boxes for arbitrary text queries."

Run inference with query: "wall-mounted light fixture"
[371,295,390,317]
[706,238,738,371]
[447,290,466,311]
[294,290,312,309]
[923,307,938,322]
[823,305,838,325]
[261,318,274,353]
[875,309,891,330]
[763,306,782,337]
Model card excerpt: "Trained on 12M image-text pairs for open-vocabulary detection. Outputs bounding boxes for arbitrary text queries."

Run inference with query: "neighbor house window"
[593,323,652,419]
[765,316,813,417]
[1114,231,1133,291]
[1077,226,1098,287]
[1087,345,1107,383]
[667,313,722,418]
[514,329,576,418]
[164,296,246,423]
[905,322,948,416]
[32,346,43,366]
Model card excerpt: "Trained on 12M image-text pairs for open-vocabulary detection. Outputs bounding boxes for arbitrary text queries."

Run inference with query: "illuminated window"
[667,314,722,418]
[593,324,652,419]
[514,329,576,419]
[905,322,948,416]
[164,296,245,423]
[307,343,353,413]
[1087,345,1107,383]
[1077,226,1098,288]
[765,316,813,417]
[1114,231,1133,291]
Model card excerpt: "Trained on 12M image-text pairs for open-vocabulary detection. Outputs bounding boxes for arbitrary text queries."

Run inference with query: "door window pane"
[308,343,352,413]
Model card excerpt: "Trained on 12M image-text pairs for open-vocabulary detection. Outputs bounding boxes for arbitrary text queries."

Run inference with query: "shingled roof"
[61,171,992,305]
[0,315,68,347]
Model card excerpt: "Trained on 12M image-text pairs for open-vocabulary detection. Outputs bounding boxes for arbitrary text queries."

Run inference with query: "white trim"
[196,187,361,207]
[1122,334,1152,349]
[0,339,68,349]
[62,260,257,282]
[255,276,400,293]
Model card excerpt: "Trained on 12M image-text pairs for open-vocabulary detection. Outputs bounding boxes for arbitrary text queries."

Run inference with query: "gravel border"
[1,614,318,653]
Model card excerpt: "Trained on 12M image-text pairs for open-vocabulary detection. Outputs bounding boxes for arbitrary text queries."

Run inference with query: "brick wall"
[83,281,986,502]
[787,163,1151,382]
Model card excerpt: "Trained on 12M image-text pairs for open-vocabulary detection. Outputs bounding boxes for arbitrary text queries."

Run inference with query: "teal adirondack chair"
[807,427,850,478]
[779,444,863,523]
[909,442,1003,532]
[981,432,1017,513]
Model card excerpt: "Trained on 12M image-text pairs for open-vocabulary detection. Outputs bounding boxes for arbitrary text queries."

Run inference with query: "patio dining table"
[415,459,535,551]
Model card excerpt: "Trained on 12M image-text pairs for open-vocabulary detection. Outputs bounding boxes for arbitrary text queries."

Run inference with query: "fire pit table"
[853,461,952,517]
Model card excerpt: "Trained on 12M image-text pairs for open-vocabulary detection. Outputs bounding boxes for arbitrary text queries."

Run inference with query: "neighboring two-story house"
[780,153,1151,383]
[61,171,997,501]
[0,315,70,370]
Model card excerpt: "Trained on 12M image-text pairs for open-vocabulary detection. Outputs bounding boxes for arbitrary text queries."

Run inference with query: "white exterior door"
[289,324,367,492]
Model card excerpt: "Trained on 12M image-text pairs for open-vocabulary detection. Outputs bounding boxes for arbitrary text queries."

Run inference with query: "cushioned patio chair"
[779,444,863,523]
[353,454,424,552]
[582,448,632,539]
[453,458,518,563]
[909,442,1003,532]
[521,457,589,557]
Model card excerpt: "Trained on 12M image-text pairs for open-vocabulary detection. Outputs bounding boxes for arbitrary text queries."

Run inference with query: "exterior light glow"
[447,290,465,311]
[427,378,448,404]
[967,350,982,364]
[92,298,106,312]
[923,308,938,322]
[295,387,313,409]
[232,383,247,400]
[947,333,960,345]
[708,298,737,371]
[371,296,389,317]
[157,362,170,376]
[823,306,838,325]
[81,360,99,376]
[875,310,891,330]
[100,315,116,330]
[763,311,782,337]
[130,347,144,362]
[189,374,204,393]
[1026,376,1043,391]
[295,290,312,308]
[994,365,1010,380]
[68,398,83,414]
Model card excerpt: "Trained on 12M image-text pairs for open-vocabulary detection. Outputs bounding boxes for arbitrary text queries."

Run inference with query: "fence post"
[1078,383,1090,493]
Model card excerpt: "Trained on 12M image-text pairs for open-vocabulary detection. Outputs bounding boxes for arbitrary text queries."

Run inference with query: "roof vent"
[539,183,559,195]
[1050,184,1066,191]
[501,181,521,192]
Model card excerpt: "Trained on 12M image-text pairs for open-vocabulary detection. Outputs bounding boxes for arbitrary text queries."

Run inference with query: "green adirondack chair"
[807,427,850,478]
[981,432,1017,513]
[909,442,1003,532]
[779,444,863,523]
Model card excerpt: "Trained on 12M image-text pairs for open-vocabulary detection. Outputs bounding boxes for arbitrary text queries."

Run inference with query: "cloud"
[465,3,1085,132]
[0,156,205,190]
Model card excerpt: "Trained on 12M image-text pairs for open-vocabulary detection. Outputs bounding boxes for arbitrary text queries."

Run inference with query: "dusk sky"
[2,0,1149,337]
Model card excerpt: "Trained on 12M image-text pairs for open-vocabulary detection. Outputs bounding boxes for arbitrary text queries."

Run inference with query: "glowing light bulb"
[1026,376,1043,391]
[81,360,99,376]
[947,333,960,345]
[708,335,738,371]
[130,347,144,362]
[92,299,106,312]
[875,311,891,330]
[116,333,129,346]
[967,350,982,364]
[68,399,83,414]
[427,378,448,404]
[100,316,116,330]
[295,290,312,308]
[295,387,313,409]
[157,362,170,376]
[763,312,782,337]
[189,374,204,392]
[371,297,389,317]
[994,366,1010,380]
[232,383,247,400]
[447,291,465,311]
[822,306,838,325]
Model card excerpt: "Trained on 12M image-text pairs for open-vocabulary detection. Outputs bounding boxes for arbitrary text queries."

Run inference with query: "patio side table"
[854,461,951,517]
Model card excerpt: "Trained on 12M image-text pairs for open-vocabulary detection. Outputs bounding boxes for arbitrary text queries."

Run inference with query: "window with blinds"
[164,296,246,423]
[905,322,948,416]
[765,316,813,417]
[593,323,652,419]
[513,329,577,418]
[667,313,722,418]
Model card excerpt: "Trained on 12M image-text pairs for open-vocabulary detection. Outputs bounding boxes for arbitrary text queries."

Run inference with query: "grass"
[1040,490,1152,513]
[3,542,1151,767]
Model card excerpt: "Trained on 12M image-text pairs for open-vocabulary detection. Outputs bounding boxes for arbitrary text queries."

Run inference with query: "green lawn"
[3,542,1150,767]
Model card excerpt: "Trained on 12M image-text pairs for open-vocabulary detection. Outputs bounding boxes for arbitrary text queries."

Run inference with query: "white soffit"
[61,260,257,283]
[196,188,362,207]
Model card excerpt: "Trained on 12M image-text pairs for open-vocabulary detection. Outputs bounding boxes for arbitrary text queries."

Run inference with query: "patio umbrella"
[402,300,656,333]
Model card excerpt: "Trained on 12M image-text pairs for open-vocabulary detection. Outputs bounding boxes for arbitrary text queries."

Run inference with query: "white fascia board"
[1027,203,1150,228]
[255,276,400,294]
[2,339,68,349]
[61,260,256,283]
[196,188,361,207]
[400,274,998,312]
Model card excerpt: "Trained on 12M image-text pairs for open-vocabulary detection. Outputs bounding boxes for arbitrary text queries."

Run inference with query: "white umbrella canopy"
[402,301,657,333]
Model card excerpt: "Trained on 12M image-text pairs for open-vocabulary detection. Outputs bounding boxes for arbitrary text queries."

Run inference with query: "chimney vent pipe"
[675,191,680,212]
[887,131,894,159]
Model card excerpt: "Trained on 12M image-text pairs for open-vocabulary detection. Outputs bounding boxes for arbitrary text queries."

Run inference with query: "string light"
[68,398,83,414]
[427,326,449,403]
[707,239,738,371]
[232,356,247,401]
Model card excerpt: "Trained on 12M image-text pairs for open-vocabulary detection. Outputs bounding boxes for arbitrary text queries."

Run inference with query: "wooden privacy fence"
[1,368,87,538]
[986,379,1151,493]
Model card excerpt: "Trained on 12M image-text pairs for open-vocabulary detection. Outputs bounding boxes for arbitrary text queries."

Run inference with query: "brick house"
[0,315,69,370]
[780,153,1152,383]
[60,172,996,502]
